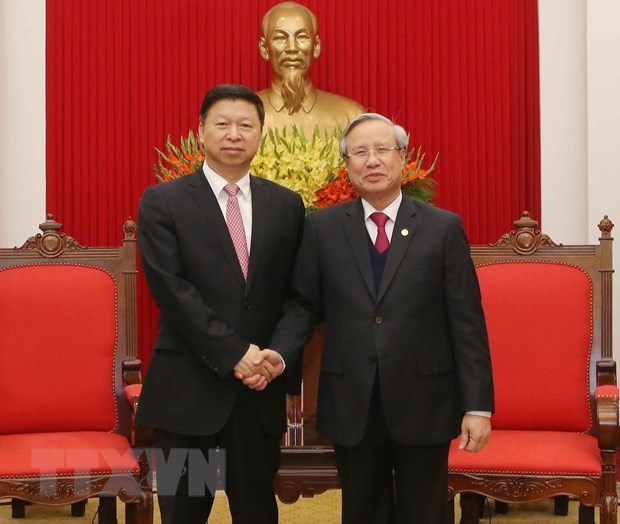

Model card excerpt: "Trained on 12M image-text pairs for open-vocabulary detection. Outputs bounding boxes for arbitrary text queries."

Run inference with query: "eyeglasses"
[344,146,403,160]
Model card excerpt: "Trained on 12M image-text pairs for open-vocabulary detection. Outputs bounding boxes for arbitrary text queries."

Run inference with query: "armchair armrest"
[122,358,153,447]
[596,359,617,387]
[122,357,144,386]
[595,360,619,451]
[125,383,142,408]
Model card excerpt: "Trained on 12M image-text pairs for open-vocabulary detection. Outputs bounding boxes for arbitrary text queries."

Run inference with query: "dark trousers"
[334,377,450,524]
[154,389,281,524]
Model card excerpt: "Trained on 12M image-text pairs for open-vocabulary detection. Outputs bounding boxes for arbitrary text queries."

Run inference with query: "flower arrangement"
[154,126,437,211]
[251,127,343,207]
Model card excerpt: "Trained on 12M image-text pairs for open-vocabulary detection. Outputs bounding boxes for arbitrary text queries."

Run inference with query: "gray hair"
[339,113,409,158]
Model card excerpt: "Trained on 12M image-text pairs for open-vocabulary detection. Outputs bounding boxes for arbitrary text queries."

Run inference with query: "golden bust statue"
[257,1,365,136]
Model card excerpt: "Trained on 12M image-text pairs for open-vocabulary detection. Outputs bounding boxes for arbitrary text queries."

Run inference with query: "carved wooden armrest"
[123,358,144,386]
[595,360,619,451]
[596,360,617,387]
[122,358,154,447]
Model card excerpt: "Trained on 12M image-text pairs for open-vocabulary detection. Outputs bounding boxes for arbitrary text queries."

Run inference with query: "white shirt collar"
[202,162,251,200]
[361,192,403,223]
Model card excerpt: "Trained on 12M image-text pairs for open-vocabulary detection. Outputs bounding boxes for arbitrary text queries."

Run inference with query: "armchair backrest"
[471,211,614,434]
[477,262,592,431]
[0,215,138,436]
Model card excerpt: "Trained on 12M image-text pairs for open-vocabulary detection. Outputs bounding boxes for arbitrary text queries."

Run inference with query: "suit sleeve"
[443,215,495,414]
[138,186,248,378]
[270,215,323,372]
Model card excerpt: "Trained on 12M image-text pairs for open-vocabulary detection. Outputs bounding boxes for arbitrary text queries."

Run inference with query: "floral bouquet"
[154,126,437,211]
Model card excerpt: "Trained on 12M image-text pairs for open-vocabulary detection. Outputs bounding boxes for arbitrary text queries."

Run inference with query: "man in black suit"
[136,84,304,523]
[256,113,494,523]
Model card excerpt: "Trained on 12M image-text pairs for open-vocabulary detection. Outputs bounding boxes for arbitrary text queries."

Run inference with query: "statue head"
[259,2,321,115]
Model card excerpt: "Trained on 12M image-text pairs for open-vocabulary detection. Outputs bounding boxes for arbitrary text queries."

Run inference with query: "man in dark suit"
[137,84,305,524]
[257,113,494,523]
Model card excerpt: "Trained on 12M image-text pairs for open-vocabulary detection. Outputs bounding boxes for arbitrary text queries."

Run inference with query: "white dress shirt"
[203,162,252,253]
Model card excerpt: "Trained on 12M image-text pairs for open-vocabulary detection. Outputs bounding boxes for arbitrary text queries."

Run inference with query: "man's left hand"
[458,414,491,452]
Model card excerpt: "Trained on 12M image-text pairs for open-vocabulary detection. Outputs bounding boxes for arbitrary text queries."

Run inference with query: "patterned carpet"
[0,493,585,523]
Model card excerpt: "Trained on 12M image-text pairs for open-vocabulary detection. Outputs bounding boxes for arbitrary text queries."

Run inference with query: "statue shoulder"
[316,90,365,115]
[256,89,270,104]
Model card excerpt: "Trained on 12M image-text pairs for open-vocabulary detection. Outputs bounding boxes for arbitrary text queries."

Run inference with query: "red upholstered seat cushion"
[476,262,592,431]
[449,430,601,475]
[0,432,140,478]
[0,265,118,434]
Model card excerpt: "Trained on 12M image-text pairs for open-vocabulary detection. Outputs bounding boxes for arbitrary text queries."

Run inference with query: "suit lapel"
[344,200,377,300]
[377,197,418,302]
[186,171,246,286]
[246,176,270,292]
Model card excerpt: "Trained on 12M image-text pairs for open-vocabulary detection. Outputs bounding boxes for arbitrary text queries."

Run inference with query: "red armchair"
[448,212,618,524]
[0,215,152,523]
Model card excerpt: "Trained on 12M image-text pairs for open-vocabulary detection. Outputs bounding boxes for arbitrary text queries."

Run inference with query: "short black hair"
[199,84,265,127]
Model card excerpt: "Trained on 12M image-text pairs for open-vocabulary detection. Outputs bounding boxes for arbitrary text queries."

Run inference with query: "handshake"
[233,343,285,391]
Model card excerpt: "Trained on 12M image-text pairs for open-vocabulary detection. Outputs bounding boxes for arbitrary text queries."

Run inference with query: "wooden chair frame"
[0,215,153,523]
[448,211,618,524]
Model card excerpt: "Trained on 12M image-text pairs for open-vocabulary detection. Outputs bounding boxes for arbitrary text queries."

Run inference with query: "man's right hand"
[233,345,284,391]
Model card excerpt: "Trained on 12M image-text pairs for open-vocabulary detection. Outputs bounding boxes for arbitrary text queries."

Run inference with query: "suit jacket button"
[375,316,383,325]
[243,301,251,311]
[369,354,378,363]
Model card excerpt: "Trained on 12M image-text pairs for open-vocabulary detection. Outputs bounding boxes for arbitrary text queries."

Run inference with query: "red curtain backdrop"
[46,0,540,366]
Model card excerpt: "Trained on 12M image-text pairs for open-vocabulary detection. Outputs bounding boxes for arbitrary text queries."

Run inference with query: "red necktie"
[224,184,249,280]
[370,212,390,253]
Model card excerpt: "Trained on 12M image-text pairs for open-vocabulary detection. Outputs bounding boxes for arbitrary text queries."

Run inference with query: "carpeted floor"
[0,493,585,523]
